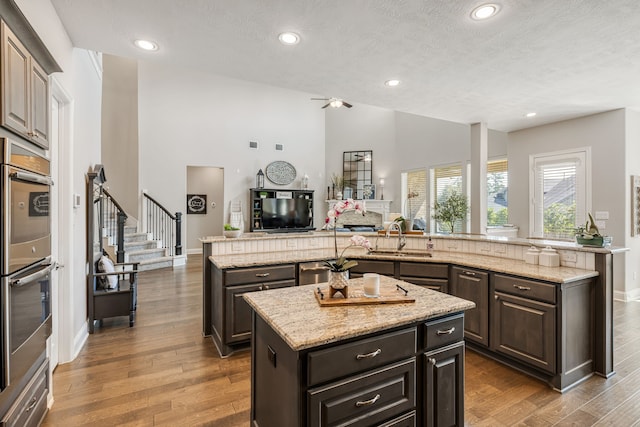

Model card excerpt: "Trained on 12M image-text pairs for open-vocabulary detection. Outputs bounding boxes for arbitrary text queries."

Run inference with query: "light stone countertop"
[243,276,476,351]
[209,248,599,284]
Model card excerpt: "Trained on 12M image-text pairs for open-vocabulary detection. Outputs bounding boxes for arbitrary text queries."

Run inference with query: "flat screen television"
[261,198,311,230]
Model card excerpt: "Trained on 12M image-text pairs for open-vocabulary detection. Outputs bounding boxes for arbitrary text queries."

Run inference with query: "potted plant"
[223,223,242,238]
[433,191,469,233]
[575,213,604,247]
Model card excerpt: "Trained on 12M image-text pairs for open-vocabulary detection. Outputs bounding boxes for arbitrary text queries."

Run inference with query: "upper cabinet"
[1,20,49,148]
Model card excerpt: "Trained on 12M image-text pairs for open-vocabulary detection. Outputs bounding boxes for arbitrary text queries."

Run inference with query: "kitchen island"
[202,232,625,391]
[244,276,475,427]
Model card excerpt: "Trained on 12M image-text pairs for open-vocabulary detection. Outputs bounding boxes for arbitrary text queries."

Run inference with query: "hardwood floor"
[42,255,640,426]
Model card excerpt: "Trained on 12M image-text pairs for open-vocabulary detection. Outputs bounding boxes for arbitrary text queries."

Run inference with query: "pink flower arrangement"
[324,199,369,272]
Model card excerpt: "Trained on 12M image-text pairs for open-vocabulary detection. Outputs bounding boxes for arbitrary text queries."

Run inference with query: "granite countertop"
[210,248,599,284]
[243,276,475,351]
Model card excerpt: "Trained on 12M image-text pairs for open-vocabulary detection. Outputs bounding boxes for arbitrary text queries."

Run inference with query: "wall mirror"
[343,150,373,200]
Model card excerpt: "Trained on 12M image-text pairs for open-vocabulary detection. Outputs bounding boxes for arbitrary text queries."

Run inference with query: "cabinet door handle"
[263,285,270,290]
[436,327,456,335]
[495,294,499,300]
[428,357,437,366]
[463,271,476,276]
[355,394,380,407]
[258,285,263,291]
[25,396,37,413]
[513,284,531,291]
[356,348,381,360]
[256,273,270,277]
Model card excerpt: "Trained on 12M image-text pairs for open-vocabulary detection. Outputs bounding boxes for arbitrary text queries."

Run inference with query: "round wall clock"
[265,161,296,185]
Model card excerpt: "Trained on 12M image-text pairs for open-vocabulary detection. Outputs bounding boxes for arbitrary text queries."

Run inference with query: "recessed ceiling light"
[385,79,401,87]
[134,39,158,51]
[471,3,500,20]
[525,112,537,118]
[278,32,300,45]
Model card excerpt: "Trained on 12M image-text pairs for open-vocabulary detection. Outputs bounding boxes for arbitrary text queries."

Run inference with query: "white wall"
[17,0,103,360]
[137,62,326,241]
[102,55,139,216]
[508,110,626,242]
[625,109,640,299]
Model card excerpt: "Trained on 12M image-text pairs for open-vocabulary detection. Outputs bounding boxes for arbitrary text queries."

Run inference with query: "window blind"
[487,159,508,226]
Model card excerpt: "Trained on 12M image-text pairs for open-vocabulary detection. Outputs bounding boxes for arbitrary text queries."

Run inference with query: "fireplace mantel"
[326,199,393,227]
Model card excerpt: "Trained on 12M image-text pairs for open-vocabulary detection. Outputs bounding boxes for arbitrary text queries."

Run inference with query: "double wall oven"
[0,137,53,396]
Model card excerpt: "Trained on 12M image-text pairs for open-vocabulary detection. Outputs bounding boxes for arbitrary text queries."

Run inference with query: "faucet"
[386,221,406,251]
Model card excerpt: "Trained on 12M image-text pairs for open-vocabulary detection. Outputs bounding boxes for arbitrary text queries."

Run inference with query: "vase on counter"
[329,271,349,298]
[336,191,343,200]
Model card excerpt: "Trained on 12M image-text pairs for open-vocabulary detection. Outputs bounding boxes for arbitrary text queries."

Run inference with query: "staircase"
[98,188,184,272]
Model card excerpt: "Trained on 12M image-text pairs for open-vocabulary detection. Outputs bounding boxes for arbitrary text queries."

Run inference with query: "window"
[403,170,427,230]
[431,164,464,233]
[487,159,508,226]
[529,148,591,239]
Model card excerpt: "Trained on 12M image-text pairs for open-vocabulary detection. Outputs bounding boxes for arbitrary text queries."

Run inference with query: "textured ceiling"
[49,0,640,131]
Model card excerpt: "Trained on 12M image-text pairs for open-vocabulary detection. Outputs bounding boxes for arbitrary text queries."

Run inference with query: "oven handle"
[10,170,53,186]
[10,263,55,288]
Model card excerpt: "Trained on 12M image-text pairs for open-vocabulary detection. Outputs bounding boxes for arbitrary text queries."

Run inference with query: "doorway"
[186,166,224,253]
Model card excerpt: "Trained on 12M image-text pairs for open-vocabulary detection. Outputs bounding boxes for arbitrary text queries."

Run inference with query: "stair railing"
[102,188,128,263]
[141,191,183,257]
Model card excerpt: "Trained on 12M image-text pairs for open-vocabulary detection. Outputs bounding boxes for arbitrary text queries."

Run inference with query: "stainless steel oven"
[1,138,52,275]
[2,259,53,390]
[0,137,53,393]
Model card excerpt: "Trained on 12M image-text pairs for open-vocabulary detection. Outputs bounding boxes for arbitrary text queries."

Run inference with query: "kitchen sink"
[367,249,433,258]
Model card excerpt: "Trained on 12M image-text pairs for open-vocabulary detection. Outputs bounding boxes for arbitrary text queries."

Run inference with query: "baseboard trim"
[614,289,640,302]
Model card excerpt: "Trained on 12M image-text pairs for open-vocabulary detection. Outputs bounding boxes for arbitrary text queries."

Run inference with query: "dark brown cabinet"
[492,291,556,373]
[349,259,395,278]
[0,21,49,149]
[399,262,449,293]
[450,266,489,347]
[211,263,296,356]
[251,312,465,427]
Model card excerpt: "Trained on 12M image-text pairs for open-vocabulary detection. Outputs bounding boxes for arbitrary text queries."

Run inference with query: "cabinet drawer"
[225,264,295,286]
[2,359,48,427]
[379,411,416,427]
[308,358,416,427]
[494,274,556,304]
[307,327,417,386]
[424,314,464,351]
[399,262,448,279]
[400,277,448,293]
[349,260,395,277]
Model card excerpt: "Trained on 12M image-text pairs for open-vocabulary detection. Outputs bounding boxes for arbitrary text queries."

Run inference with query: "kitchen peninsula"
[202,232,625,393]
[244,276,475,426]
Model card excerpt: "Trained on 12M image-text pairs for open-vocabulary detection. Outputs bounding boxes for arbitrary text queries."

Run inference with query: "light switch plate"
[595,211,609,220]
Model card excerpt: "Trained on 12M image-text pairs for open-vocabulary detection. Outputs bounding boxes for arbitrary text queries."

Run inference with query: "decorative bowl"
[223,229,243,238]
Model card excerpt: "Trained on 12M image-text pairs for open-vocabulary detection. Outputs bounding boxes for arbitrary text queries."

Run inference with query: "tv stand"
[250,188,314,232]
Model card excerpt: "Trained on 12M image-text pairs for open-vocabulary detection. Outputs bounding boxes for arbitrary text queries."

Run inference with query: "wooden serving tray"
[314,284,415,306]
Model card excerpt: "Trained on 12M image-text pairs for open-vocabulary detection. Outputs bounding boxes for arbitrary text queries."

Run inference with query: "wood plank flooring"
[42,255,640,426]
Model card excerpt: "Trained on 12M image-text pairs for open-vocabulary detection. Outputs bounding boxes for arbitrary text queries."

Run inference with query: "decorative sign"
[186,194,207,214]
[29,192,49,216]
[276,191,293,199]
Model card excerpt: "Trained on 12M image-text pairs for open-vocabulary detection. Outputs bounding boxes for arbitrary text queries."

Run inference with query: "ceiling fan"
[311,97,353,109]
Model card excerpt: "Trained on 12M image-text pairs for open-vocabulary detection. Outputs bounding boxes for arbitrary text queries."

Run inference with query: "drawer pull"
[513,284,531,291]
[428,357,437,365]
[355,394,380,407]
[255,273,270,277]
[356,348,381,360]
[463,271,476,276]
[25,396,37,413]
[436,327,456,335]
[263,285,270,290]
